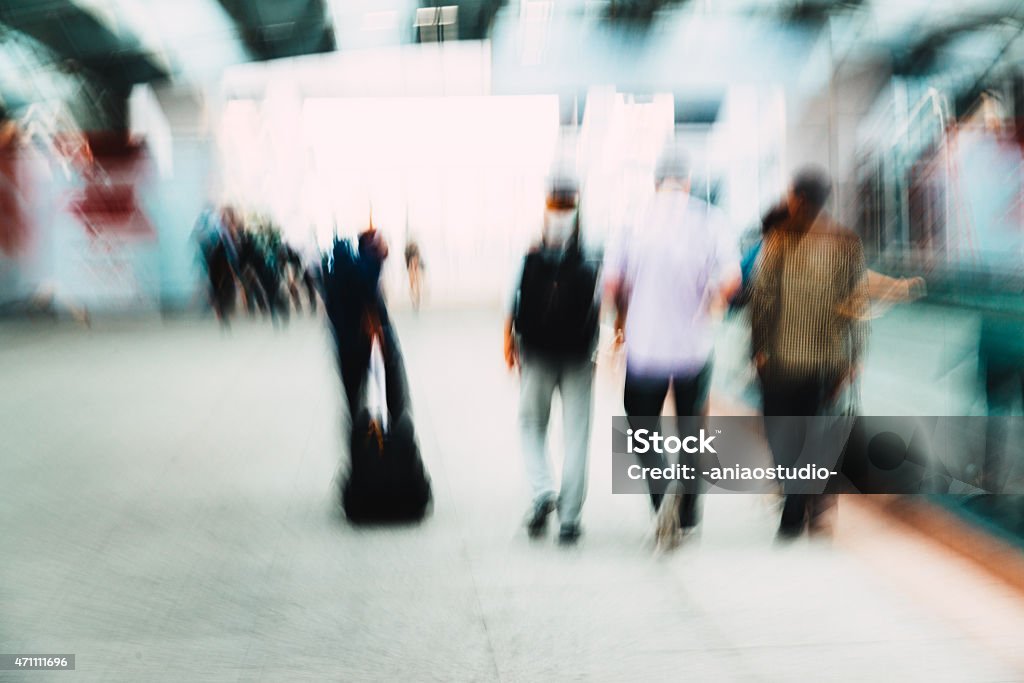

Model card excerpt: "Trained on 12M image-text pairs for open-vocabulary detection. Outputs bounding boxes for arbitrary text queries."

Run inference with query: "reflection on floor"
[1,310,1022,682]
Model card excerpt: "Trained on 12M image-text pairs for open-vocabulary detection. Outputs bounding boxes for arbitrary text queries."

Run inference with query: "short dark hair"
[791,167,832,211]
[761,204,789,235]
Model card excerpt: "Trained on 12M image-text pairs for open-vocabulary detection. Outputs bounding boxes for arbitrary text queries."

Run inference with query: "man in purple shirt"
[605,146,740,542]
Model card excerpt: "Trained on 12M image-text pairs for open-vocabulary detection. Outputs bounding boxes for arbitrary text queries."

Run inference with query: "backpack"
[514,247,599,356]
[341,335,432,523]
[342,410,432,523]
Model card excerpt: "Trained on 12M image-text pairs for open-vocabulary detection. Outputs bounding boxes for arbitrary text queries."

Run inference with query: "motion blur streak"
[1,1,1024,681]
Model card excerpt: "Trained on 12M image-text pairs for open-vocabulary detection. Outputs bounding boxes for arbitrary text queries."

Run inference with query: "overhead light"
[415,5,457,41]
[414,7,438,27]
[415,6,457,27]
[438,6,457,25]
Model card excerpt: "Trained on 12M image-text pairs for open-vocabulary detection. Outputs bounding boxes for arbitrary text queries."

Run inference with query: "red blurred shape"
[70,184,153,237]
[0,123,29,256]
[67,131,155,239]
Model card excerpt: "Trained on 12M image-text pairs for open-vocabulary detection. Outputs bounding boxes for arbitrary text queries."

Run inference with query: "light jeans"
[519,352,594,528]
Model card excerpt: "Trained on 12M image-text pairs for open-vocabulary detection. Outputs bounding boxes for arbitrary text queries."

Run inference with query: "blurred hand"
[504,328,519,372]
[848,364,861,383]
[712,272,742,313]
[753,352,768,382]
[829,365,860,404]
[903,276,926,301]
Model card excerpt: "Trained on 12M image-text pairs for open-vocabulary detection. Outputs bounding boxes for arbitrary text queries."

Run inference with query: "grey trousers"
[519,353,594,528]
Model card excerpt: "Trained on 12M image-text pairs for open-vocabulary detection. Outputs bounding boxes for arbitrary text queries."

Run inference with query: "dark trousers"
[623,362,712,528]
[206,252,235,322]
[287,268,319,313]
[302,270,318,311]
[760,369,840,532]
[241,267,268,315]
[260,267,289,324]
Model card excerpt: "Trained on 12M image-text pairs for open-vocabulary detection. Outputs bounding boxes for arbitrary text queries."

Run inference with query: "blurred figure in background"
[405,238,424,311]
[506,176,600,545]
[256,219,290,326]
[605,146,741,547]
[281,240,304,312]
[750,168,868,539]
[231,212,268,317]
[301,241,321,313]
[193,204,238,326]
[282,239,319,315]
[325,222,409,421]
[233,215,289,325]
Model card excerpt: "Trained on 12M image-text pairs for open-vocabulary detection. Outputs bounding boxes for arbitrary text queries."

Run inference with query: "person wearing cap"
[505,176,601,545]
[605,145,741,547]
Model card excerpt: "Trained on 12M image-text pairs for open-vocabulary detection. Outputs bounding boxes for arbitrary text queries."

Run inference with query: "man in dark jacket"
[505,177,600,544]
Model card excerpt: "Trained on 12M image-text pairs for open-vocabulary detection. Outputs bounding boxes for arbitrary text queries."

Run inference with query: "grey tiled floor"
[0,310,1021,682]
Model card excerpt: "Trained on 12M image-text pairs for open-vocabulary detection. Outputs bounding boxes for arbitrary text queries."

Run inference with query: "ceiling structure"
[0,0,1019,128]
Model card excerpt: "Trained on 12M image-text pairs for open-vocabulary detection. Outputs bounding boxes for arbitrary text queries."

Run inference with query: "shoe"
[526,498,556,538]
[558,524,582,545]
[678,493,700,531]
[775,523,804,542]
[655,495,681,550]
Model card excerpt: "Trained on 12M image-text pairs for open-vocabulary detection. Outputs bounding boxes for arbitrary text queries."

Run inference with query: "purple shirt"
[605,192,739,377]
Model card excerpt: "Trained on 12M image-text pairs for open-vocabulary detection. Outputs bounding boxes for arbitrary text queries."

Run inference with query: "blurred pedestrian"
[282,240,319,314]
[750,168,869,538]
[193,205,240,326]
[405,238,424,311]
[231,213,268,317]
[605,145,740,547]
[325,222,408,421]
[506,176,600,545]
[256,220,290,326]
